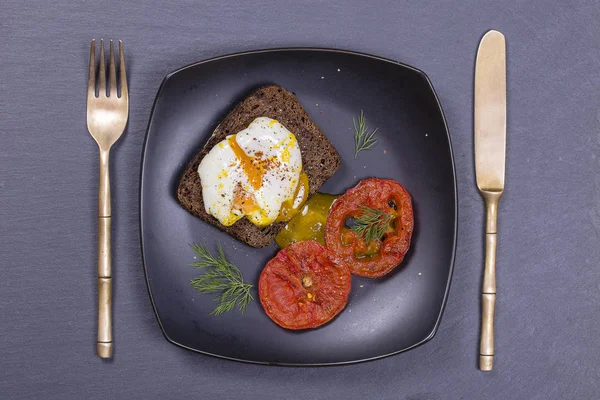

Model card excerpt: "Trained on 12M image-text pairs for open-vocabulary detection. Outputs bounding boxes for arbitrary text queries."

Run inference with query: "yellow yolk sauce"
[275,193,339,248]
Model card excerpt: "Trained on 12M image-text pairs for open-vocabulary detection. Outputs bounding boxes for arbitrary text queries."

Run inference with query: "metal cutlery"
[474,30,506,371]
[86,39,129,358]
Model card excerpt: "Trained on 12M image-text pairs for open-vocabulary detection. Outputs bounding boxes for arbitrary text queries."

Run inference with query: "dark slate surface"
[1,1,598,399]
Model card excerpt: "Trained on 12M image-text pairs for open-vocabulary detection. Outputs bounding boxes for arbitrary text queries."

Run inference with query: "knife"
[474,29,506,371]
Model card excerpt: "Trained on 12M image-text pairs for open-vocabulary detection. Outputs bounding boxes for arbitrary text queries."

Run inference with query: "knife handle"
[97,150,113,358]
[480,193,500,371]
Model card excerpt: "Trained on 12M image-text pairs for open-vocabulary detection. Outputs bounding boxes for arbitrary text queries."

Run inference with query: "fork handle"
[97,149,113,358]
[480,192,500,371]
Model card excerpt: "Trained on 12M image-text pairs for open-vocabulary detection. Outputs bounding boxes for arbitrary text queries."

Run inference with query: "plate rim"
[139,47,458,366]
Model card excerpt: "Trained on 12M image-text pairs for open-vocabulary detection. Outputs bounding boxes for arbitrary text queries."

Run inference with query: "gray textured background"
[1,1,599,399]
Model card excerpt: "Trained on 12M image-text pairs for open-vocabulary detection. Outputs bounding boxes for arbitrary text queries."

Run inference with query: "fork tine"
[88,40,96,98]
[118,40,128,99]
[98,39,106,96]
[108,40,117,97]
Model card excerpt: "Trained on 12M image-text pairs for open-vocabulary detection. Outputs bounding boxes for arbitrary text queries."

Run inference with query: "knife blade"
[475,30,506,192]
[474,29,506,371]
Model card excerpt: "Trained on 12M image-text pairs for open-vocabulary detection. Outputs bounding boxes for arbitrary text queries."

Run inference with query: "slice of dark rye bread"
[177,85,341,248]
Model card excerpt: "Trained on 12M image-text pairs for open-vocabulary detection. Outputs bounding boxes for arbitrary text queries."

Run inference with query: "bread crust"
[177,85,341,248]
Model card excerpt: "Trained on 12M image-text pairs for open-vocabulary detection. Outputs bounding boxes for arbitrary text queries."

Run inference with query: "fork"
[87,39,128,358]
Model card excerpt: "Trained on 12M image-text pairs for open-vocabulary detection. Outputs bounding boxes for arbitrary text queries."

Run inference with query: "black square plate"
[140,48,457,365]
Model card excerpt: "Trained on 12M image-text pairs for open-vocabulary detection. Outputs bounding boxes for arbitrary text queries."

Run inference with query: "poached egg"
[198,117,305,227]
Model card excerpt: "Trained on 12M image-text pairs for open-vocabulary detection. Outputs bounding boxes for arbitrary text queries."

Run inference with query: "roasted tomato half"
[258,241,351,330]
[325,178,413,278]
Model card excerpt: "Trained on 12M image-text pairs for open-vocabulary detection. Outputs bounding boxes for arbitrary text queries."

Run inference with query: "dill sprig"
[188,243,254,316]
[350,206,394,243]
[353,110,379,158]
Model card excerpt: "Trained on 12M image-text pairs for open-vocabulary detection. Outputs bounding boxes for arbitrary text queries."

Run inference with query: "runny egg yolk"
[227,136,264,190]
[232,184,261,215]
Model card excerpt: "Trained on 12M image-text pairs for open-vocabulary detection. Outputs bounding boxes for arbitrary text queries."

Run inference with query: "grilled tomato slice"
[325,178,413,278]
[258,241,351,330]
